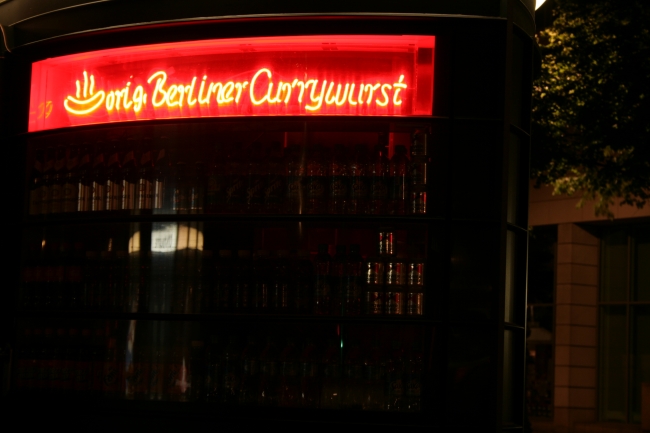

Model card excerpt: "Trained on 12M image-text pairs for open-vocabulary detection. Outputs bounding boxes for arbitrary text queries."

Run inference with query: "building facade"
[528,183,650,433]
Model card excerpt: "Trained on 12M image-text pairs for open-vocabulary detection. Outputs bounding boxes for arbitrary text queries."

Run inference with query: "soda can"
[385,261,406,286]
[411,131,430,157]
[364,289,384,315]
[378,231,394,257]
[385,290,404,315]
[410,190,427,215]
[407,262,425,286]
[406,291,424,316]
[365,260,384,285]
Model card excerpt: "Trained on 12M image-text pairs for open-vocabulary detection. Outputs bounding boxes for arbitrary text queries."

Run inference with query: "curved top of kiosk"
[0,0,536,51]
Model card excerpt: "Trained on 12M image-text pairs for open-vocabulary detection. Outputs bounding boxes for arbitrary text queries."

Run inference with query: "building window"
[599,224,650,423]
[526,226,556,419]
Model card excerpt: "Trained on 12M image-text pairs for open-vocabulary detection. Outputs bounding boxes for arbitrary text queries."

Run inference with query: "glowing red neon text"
[63,68,408,116]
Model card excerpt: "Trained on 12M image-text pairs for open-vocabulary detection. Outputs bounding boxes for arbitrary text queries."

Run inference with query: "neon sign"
[29,35,435,132]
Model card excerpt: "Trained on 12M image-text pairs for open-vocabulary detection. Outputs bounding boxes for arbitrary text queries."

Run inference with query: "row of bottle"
[28,134,430,217]
[21,243,425,316]
[13,325,424,411]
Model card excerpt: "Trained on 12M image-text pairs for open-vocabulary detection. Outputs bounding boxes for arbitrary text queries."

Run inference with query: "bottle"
[279,339,300,407]
[55,243,71,309]
[258,337,280,406]
[214,250,233,312]
[153,143,170,212]
[362,339,385,410]
[264,142,285,214]
[61,328,79,396]
[28,149,44,216]
[251,250,270,313]
[389,145,409,215]
[364,258,384,315]
[233,250,252,312]
[299,339,319,408]
[76,145,93,213]
[225,146,246,213]
[102,335,120,399]
[385,260,406,316]
[245,144,264,214]
[271,250,290,313]
[40,147,56,215]
[67,242,84,310]
[49,328,66,394]
[91,145,106,212]
[43,241,59,310]
[136,137,154,211]
[36,328,53,393]
[342,342,364,409]
[368,143,389,215]
[205,336,221,402]
[403,340,423,412]
[172,160,189,214]
[62,147,79,213]
[121,139,138,212]
[410,131,429,215]
[329,144,349,214]
[313,244,331,315]
[343,244,363,316]
[385,341,405,411]
[83,251,98,310]
[330,245,347,316]
[305,145,328,214]
[221,336,240,404]
[285,144,305,214]
[190,162,206,214]
[105,140,122,212]
[320,338,341,409]
[90,327,106,399]
[292,250,313,314]
[74,328,93,397]
[239,337,260,405]
[205,145,227,214]
[49,146,67,214]
[348,145,369,215]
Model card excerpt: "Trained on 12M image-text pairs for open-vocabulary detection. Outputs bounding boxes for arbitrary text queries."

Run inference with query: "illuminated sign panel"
[29,35,435,132]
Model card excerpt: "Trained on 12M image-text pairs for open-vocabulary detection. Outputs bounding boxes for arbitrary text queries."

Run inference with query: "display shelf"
[14,310,439,324]
[22,213,439,227]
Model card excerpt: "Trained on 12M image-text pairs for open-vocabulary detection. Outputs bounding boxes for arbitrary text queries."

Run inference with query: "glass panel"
[527,226,556,304]
[526,305,554,418]
[600,230,628,302]
[630,306,650,423]
[505,230,516,323]
[503,330,515,424]
[450,224,500,320]
[507,134,520,225]
[633,225,650,302]
[25,121,436,219]
[12,318,428,413]
[599,305,627,422]
[20,221,428,317]
[447,326,495,425]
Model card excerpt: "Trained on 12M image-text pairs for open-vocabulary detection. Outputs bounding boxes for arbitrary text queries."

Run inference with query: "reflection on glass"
[630,306,650,423]
[601,230,628,302]
[13,320,426,411]
[599,305,627,422]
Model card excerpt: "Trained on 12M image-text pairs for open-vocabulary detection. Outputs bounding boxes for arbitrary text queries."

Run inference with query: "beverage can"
[378,231,394,257]
[385,290,404,315]
[385,261,405,286]
[410,190,427,215]
[364,290,383,315]
[406,291,424,316]
[407,262,425,286]
[365,260,384,285]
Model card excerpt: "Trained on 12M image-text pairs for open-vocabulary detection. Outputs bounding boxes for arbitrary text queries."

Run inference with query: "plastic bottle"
[369,143,389,215]
[239,336,260,405]
[348,145,369,215]
[330,245,347,316]
[343,244,364,316]
[279,338,300,407]
[258,337,280,406]
[389,145,409,215]
[320,338,341,409]
[329,144,349,214]
[305,145,328,214]
[314,244,331,315]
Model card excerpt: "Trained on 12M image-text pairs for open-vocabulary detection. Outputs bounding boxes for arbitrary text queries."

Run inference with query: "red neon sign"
[29,35,435,132]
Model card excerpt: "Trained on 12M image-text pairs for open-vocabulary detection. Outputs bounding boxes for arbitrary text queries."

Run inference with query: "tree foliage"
[532,0,650,216]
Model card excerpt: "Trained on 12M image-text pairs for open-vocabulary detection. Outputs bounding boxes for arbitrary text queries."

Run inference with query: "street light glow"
[536,0,547,10]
